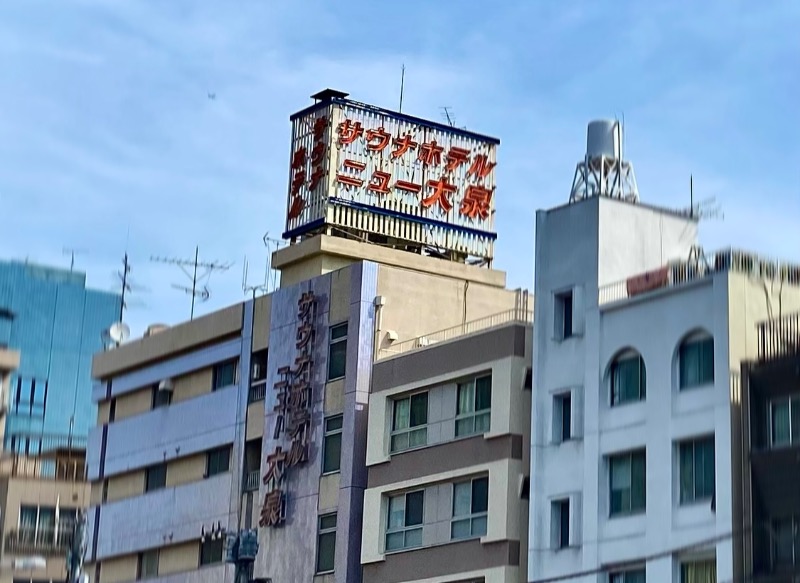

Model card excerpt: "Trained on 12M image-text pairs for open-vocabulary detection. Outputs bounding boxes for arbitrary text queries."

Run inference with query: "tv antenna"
[398,64,406,113]
[63,248,87,272]
[682,175,724,221]
[441,107,456,127]
[151,246,232,320]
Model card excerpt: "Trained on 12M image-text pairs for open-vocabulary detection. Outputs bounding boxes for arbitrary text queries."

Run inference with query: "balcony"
[244,470,260,492]
[5,527,72,556]
[599,247,800,307]
[377,307,533,360]
[1,433,86,481]
[248,380,266,403]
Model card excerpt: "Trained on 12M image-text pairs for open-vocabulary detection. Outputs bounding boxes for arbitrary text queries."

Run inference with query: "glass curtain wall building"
[0,260,121,452]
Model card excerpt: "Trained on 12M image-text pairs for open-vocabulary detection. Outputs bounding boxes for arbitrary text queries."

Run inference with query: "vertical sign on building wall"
[260,291,317,527]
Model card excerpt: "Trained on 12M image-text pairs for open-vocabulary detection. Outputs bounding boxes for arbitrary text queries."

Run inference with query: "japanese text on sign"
[259,291,316,528]
[288,116,329,221]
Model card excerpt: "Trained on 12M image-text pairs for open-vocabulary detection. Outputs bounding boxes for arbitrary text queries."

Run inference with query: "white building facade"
[530,194,800,583]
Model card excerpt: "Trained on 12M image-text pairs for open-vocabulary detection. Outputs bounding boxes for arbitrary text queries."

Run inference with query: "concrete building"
[530,122,800,583]
[0,260,121,449]
[361,317,532,583]
[0,345,90,583]
[738,315,800,582]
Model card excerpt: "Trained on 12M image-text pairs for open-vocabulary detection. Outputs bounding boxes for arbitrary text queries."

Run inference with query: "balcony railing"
[377,307,533,360]
[759,312,800,361]
[599,248,800,307]
[244,470,260,492]
[5,527,72,556]
[248,380,267,403]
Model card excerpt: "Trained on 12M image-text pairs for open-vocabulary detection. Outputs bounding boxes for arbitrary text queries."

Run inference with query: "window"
[386,490,424,552]
[611,352,646,406]
[456,375,492,437]
[609,450,646,516]
[213,361,237,390]
[151,386,172,409]
[390,392,428,453]
[109,398,117,422]
[322,415,343,474]
[680,559,716,583]
[452,477,488,540]
[609,568,645,583]
[328,323,348,380]
[200,538,224,566]
[554,393,572,443]
[17,505,72,544]
[145,463,167,492]
[316,513,337,573]
[555,290,574,340]
[770,396,800,447]
[551,499,570,549]
[137,550,159,579]
[250,349,268,383]
[772,516,799,567]
[679,334,714,389]
[206,446,231,478]
[679,437,715,504]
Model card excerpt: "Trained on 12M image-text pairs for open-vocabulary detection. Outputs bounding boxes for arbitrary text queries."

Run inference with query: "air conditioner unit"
[416,337,430,347]
[158,378,174,392]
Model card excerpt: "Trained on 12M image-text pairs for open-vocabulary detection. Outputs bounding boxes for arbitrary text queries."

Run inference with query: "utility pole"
[151,246,232,320]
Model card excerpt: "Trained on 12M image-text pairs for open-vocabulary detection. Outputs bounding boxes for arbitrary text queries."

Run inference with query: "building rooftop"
[599,247,800,307]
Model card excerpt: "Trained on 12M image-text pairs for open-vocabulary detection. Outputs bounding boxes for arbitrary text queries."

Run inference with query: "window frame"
[145,463,167,493]
[199,537,224,566]
[316,513,337,574]
[455,374,492,438]
[678,334,714,390]
[322,415,343,474]
[609,450,646,517]
[770,395,800,448]
[610,352,646,407]
[554,392,572,443]
[552,498,570,549]
[390,391,429,453]
[327,322,348,381]
[609,568,646,583]
[212,360,238,391]
[555,289,574,340]
[451,476,489,541]
[205,446,232,478]
[385,490,424,552]
[137,549,159,580]
[679,558,716,583]
[678,436,715,505]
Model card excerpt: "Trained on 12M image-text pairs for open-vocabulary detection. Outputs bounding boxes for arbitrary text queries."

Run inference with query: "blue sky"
[1,1,798,335]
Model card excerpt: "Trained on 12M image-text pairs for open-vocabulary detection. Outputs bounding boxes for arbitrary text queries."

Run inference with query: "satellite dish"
[108,322,131,344]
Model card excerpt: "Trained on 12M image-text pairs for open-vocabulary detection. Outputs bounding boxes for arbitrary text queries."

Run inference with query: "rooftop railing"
[758,312,800,361]
[5,527,73,556]
[377,306,533,360]
[598,248,800,307]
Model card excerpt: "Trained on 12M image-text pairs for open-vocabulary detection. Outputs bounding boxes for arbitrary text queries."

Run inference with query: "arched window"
[678,331,714,390]
[610,350,646,406]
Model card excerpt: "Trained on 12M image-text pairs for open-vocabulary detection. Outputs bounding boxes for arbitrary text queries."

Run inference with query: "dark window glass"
[213,361,236,390]
[405,490,424,526]
[199,538,224,566]
[409,393,428,427]
[152,386,172,409]
[558,499,570,548]
[137,550,159,579]
[679,336,714,389]
[323,415,343,474]
[679,437,715,504]
[206,446,231,478]
[316,513,337,573]
[610,450,646,516]
[561,394,572,441]
[611,354,646,406]
[562,293,573,338]
[328,323,348,380]
[145,463,167,492]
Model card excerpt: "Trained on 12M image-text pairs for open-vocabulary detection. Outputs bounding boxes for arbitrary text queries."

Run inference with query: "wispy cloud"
[1,0,797,333]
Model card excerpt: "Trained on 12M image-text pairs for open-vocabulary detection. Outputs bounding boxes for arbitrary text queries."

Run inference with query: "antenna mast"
[399,64,405,113]
[63,248,87,272]
[117,253,131,320]
[151,246,232,320]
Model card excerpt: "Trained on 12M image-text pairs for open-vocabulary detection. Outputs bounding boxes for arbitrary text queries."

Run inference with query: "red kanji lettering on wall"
[418,140,444,166]
[287,195,305,220]
[368,171,391,195]
[308,167,325,191]
[310,142,326,166]
[459,185,494,220]
[263,446,287,486]
[391,133,418,159]
[366,127,391,152]
[313,116,329,139]
[422,178,457,213]
[291,170,305,196]
[337,119,363,145]
[395,180,422,195]
[467,154,496,180]
[259,489,285,527]
[445,147,470,172]
[291,147,307,170]
[336,159,366,188]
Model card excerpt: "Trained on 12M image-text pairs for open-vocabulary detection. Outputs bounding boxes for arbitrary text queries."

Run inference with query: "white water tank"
[586,120,620,159]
